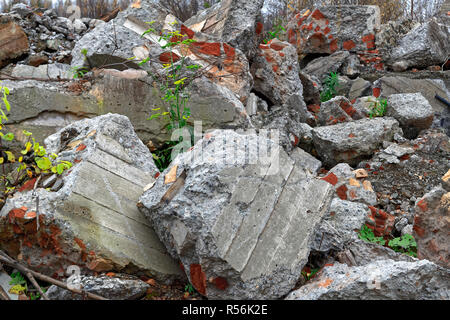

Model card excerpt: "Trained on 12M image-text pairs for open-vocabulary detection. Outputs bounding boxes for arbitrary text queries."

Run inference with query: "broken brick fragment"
[190,264,207,295]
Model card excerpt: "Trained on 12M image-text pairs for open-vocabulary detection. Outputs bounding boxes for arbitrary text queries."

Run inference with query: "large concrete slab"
[139,129,334,299]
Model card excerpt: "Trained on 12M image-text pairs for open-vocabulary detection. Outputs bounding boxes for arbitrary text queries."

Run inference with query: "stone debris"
[0,114,184,281]
[413,185,450,269]
[46,274,149,300]
[0,0,449,301]
[71,0,253,103]
[387,18,449,70]
[337,238,416,267]
[251,39,304,105]
[286,6,381,55]
[184,0,265,60]
[386,93,434,139]
[138,129,334,299]
[320,163,377,206]
[311,198,369,252]
[0,15,29,68]
[286,259,450,300]
[312,117,402,167]
[317,96,364,126]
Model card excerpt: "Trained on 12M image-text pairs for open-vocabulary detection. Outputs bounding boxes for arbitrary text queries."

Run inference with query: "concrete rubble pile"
[0,0,449,301]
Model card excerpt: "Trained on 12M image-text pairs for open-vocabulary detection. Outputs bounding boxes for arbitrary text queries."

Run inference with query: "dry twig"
[0,250,108,300]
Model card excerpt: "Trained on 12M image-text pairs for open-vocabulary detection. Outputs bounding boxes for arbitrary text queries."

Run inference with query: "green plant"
[319,72,339,102]
[185,283,195,294]
[139,21,200,171]
[388,234,417,257]
[263,23,286,44]
[301,268,319,281]
[358,225,386,245]
[142,21,198,132]
[70,49,89,79]
[0,84,72,198]
[367,97,387,119]
[152,140,179,172]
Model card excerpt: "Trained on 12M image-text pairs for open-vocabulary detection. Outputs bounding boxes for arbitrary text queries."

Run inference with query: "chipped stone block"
[286,6,380,55]
[317,96,364,126]
[185,0,264,60]
[0,16,29,68]
[312,198,370,252]
[138,129,334,299]
[46,274,149,300]
[0,114,184,282]
[312,118,402,167]
[286,259,450,300]
[413,186,450,268]
[387,93,434,139]
[251,39,303,105]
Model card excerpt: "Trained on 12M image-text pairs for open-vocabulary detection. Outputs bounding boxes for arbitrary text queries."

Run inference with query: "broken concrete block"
[312,118,402,167]
[138,129,334,299]
[11,63,73,80]
[317,96,364,126]
[337,238,416,267]
[387,18,450,70]
[0,114,184,282]
[286,6,381,55]
[71,0,253,102]
[320,163,377,206]
[413,185,450,269]
[251,39,303,105]
[311,198,370,252]
[302,51,350,83]
[0,16,30,68]
[185,0,264,60]
[286,259,450,300]
[387,93,434,139]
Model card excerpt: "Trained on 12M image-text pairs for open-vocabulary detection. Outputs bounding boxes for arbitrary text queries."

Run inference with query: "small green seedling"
[358,225,386,245]
[264,24,286,44]
[367,97,387,118]
[320,72,340,102]
[388,234,417,257]
[185,283,195,294]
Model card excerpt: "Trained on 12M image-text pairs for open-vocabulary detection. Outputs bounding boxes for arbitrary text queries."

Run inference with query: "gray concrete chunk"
[138,129,334,299]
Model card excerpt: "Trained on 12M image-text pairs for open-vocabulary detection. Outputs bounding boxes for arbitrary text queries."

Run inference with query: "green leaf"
[2,132,14,141]
[56,163,65,175]
[4,151,15,162]
[35,157,52,171]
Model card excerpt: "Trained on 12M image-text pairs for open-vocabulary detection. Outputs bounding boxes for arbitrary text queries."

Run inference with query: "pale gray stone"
[312,118,402,167]
[0,114,183,282]
[286,259,450,300]
[387,93,434,139]
[138,129,334,299]
[46,275,149,300]
[312,198,370,252]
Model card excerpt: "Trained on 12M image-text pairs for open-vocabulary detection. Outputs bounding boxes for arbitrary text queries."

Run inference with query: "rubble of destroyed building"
[0,0,448,300]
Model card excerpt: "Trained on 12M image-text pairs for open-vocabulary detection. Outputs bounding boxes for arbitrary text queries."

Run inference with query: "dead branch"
[0,251,108,300]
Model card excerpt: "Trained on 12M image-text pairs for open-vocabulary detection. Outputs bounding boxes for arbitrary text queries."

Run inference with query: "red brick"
[343,40,356,50]
[311,9,325,20]
[190,264,206,295]
[159,51,181,63]
[181,25,195,39]
[255,22,264,35]
[213,277,228,290]
[191,42,221,56]
[336,185,348,200]
[321,173,338,186]
[223,43,236,59]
